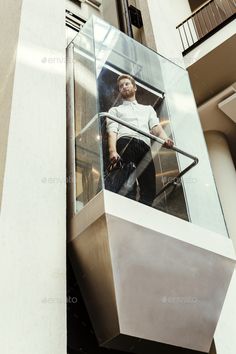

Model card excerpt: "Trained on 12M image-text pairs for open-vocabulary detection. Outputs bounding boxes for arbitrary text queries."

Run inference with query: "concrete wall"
[0,0,66,353]
[146,0,192,67]
[212,269,236,354]
[0,0,23,209]
[102,0,120,28]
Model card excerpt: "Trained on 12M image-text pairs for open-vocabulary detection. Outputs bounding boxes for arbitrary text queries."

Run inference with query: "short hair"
[117,74,136,88]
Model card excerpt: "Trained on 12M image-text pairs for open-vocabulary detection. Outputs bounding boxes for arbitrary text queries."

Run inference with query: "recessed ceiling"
[218,92,236,123]
[187,34,236,166]
[187,34,236,106]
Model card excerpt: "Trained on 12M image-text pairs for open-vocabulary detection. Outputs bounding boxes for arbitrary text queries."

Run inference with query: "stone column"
[205,131,236,248]
[0,0,66,353]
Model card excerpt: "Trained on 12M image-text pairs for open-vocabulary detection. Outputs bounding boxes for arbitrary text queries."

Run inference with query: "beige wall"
[102,0,120,28]
[146,0,192,66]
[0,0,23,210]
[0,0,66,353]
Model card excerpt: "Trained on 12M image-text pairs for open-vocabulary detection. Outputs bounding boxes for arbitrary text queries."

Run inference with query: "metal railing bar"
[176,0,236,52]
[200,8,208,35]
[191,16,199,41]
[100,112,198,199]
[76,114,99,137]
[215,1,224,21]
[176,0,213,27]
[100,112,198,162]
[194,12,204,38]
[182,23,190,48]
[206,4,214,29]
[77,112,199,200]
[77,112,199,163]
[182,13,236,55]
[155,161,197,198]
[187,20,194,45]
[209,1,218,26]
[178,27,185,51]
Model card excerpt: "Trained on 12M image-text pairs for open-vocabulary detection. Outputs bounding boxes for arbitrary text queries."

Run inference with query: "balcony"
[176,0,236,54]
[66,16,235,354]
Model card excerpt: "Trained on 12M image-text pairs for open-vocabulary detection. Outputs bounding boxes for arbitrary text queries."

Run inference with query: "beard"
[120,87,136,99]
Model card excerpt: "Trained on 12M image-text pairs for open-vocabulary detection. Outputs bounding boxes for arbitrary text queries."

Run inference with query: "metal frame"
[66,43,77,217]
[176,0,236,53]
[99,112,199,198]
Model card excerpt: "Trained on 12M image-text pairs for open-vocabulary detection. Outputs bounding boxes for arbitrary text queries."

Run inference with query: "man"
[106,74,173,206]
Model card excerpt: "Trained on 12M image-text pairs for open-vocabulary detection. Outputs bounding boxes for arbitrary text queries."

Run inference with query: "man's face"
[118,78,136,99]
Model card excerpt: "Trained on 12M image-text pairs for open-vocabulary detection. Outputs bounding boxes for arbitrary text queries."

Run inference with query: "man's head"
[117,74,137,100]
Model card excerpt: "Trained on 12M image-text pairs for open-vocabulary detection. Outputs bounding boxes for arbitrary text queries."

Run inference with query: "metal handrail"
[177,0,214,27]
[176,0,236,53]
[99,112,199,198]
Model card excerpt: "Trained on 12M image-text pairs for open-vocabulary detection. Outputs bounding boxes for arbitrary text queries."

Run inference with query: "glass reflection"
[71,16,228,237]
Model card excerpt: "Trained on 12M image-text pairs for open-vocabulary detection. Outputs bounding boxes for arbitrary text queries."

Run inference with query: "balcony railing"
[176,0,236,54]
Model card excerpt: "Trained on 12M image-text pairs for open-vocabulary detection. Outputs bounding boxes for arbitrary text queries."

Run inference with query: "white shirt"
[107,100,159,146]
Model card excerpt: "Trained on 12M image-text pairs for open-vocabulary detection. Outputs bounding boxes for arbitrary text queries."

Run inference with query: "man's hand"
[107,131,119,162]
[151,125,174,149]
[109,150,120,162]
[162,138,174,149]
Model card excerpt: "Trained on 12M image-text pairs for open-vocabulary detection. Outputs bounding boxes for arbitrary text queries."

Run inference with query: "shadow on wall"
[67,257,132,354]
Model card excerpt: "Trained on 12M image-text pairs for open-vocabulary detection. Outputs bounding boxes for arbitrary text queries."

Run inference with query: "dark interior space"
[188,0,208,12]
[67,257,132,354]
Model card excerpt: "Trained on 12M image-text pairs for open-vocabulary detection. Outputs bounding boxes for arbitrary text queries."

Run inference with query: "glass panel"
[73,18,103,212]
[75,119,102,210]
[70,16,228,237]
[159,54,227,235]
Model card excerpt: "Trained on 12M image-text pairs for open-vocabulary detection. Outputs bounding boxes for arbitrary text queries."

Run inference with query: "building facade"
[0,1,235,354]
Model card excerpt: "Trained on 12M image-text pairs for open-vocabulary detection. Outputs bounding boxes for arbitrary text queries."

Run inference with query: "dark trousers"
[117,137,156,206]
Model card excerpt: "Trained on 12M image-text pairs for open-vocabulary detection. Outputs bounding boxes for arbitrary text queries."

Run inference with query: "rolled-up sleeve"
[148,106,160,129]
[106,107,119,134]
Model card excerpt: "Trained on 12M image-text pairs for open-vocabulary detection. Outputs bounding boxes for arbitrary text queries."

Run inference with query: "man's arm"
[106,108,120,161]
[107,131,120,161]
[151,124,174,148]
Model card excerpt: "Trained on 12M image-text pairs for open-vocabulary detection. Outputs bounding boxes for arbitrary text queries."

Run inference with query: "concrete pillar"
[205,131,236,248]
[0,0,66,353]
[0,0,23,207]
[146,0,192,67]
[213,269,236,354]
